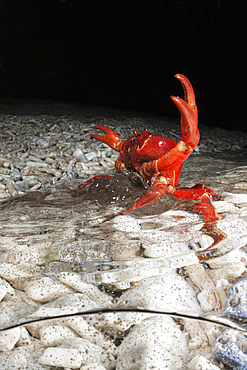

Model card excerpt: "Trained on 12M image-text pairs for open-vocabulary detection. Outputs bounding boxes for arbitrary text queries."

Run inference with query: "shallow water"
[0,150,247,334]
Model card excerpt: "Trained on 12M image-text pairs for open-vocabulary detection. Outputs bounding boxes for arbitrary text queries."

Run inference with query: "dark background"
[0,1,246,132]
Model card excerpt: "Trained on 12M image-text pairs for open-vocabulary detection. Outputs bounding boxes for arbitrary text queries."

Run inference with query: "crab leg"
[119,175,168,214]
[90,126,124,152]
[78,175,112,188]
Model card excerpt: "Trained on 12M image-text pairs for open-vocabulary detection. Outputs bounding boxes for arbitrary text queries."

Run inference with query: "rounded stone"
[11,168,22,181]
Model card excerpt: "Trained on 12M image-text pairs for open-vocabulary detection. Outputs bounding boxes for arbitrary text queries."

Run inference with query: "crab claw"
[90,126,124,152]
[171,74,199,149]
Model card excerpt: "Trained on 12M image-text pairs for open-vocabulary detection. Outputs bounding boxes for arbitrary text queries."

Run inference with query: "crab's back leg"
[120,175,168,214]
[172,184,222,222]
[78,175,112,188]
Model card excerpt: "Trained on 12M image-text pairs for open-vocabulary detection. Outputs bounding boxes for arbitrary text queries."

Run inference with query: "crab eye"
[134,129,139,136]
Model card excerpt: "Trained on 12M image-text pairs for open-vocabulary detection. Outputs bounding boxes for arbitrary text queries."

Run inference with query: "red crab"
[82,75,224,258]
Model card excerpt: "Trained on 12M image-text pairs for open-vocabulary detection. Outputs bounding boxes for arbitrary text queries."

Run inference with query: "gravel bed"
[0,102,247,200]
[1,102,247,369]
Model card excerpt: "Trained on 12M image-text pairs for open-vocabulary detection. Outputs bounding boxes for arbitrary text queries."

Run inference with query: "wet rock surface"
[0,102,247,369]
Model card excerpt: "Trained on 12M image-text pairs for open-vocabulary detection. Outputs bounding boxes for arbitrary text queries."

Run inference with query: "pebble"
[13,181,30,193]
[0,287,6,302]
[80,365,107,370]
[188,356,221,370]
[39,324,79,346]
[24,277,75,303]
[0,263,42,285]
[117,272,202,314]
[11,168,22,181]
[59,338,115,369]
[56,272,113,306]
[223,279,247,323]
[30,293,103,318]
[116,316,188,369]
[0,327,21,351]
[212,329,247,369]
[0,347,44,370]
[85,151,98,161]
[39,347,84,368]
[6,181,18,196]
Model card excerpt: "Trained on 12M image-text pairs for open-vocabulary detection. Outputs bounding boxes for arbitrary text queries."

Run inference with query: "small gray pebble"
[67,169,79,180]
[105,150,112,158]
[224,279,247,323]
[11,168,22,181]
[22,143,28,152]
[33,137,51,148]
[76,153,87,163]
[23,178,39,187]
[13,182,30,193]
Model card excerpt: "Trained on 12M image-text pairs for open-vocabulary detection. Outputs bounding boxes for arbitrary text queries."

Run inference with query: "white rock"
[206,249,246,282]
[117,272,202,314]
[16,327,33,347]
[216,214,247,246]
[188,355,221,370]
[0,347,44,370]
[85,152,97,161]
[142,231,201,258]
[207,249,246,269]
[30,305,79,321]
[223,192,247,205]
[0,327,21,351]
[112,215,142,232]
[24,277,75,303]
[0,189,9,199]
[214,200,241,214]
[73,148,84,158]
[199,235,214,249]
[24,322,43,339]
[6,245,48,265]
[208,262,246,282]
[200,322,222,347]
[80,364,107,370]
[112,212,205,258]
[197,289,227,312]
[0,263,41,285]
[30,293,103,321]
[116,316,188,370]
[85,311,153,335]
[0,301,36,328]
[26,161,49,168]
[39,348,83,369]
[39,324,79,347]
[56,272,112,305]
[65,316,117,355]
[183,320,208,351]
[0,286,6,301]
[59,338,115,369]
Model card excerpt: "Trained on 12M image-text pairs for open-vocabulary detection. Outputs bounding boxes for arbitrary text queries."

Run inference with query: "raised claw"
[171,74,199,149]
[90,126,123,152]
